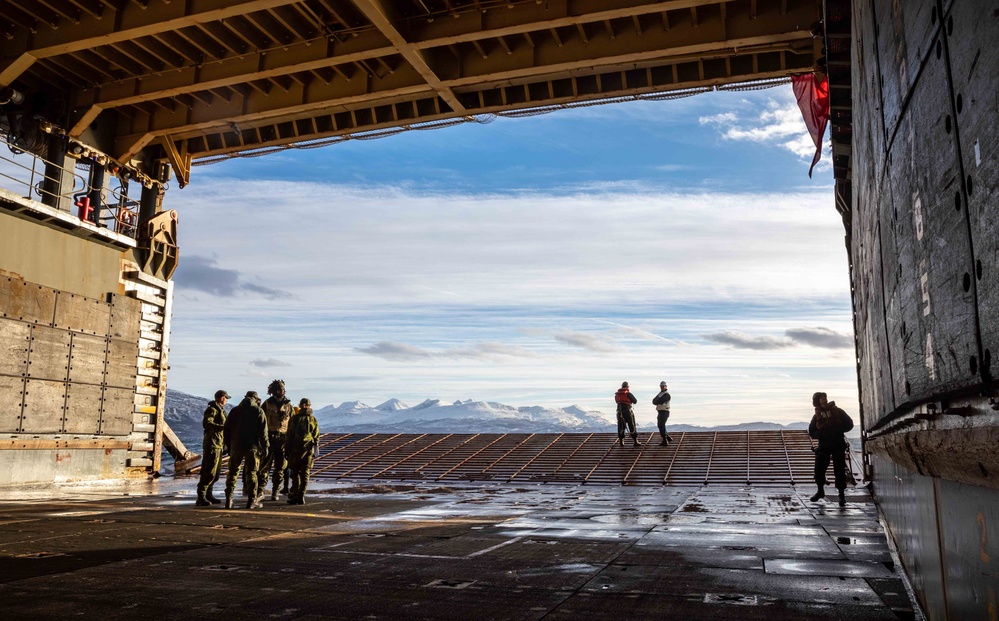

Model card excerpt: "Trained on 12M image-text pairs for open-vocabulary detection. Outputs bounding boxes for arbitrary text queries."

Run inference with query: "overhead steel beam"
[0,0,302,87]
[69,31,397,137]
[70,0,798,116]
[168,51,808,160]
[405,0,739,48]
[115,69,436,159]
[113,22,809,158]
[444,32,808,89]
[349,0,466,113]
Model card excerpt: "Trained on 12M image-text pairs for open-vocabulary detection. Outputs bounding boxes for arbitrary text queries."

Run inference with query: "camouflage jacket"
[202,401,227,450]
[285,408,320,455]
[263,396,294,435]
[224,398,269,453]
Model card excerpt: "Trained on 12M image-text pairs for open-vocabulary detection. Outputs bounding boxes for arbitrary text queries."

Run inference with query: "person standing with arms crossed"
[615,382,639,447]
[652,381,673,446]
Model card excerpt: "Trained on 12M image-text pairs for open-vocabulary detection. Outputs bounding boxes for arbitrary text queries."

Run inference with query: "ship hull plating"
[846,0,999,618]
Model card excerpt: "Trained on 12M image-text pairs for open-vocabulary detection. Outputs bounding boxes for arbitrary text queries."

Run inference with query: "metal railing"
[0,136,87,208]
[0,135,140,239]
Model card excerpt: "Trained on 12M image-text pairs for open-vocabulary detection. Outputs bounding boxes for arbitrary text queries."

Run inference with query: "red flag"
[792,73,830,178]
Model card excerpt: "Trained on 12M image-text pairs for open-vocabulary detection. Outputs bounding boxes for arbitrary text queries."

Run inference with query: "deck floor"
[0,479,917,620]
[200,431,826,487]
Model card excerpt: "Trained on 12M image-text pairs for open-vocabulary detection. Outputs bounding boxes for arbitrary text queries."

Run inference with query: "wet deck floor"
[0,482,918,620]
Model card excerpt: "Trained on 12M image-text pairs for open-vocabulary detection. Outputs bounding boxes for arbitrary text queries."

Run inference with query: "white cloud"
[785,327,854,349]
[698,111,738,125]
[553,331,621,353]
[700,97,832,169]
[654,164,691,172]
[249,358,291,368]
[356,340,535,362]
[165,182,845,312]
[704,331,795,350]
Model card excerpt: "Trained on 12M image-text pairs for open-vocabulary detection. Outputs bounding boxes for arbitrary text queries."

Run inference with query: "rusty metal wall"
[0,204,171,485]
[0,278,140,436]
[851,0,999,619]
[0,211,126,300]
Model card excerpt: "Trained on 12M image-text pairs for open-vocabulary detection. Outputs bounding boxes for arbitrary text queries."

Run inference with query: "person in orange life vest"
[614,382,639,447]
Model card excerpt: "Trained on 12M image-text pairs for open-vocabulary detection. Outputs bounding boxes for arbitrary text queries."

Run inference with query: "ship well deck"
[193,431,827,487]
[0,479,916,620]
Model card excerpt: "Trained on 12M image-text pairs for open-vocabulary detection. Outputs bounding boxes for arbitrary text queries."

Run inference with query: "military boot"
[195,492,211,507]
[224,493,234,510]
[206,488,222,505]
[633,437,640,447]
[270,489,279,501]
[838,490,846,507]
[809,488,825,502]
[247,497,263,510]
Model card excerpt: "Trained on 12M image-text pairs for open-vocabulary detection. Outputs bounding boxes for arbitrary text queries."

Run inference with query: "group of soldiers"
[195,379,321,509]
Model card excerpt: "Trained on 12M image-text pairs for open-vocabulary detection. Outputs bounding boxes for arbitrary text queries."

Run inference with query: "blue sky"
[165,84,856,426]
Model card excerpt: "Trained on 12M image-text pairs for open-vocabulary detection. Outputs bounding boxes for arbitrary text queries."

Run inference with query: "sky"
[164,84,857,427]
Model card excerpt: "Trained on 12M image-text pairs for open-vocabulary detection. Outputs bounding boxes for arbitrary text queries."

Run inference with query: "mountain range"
[163,389,814,450]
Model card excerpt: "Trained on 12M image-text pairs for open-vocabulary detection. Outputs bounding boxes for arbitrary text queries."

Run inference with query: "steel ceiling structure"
[0,0,820,185]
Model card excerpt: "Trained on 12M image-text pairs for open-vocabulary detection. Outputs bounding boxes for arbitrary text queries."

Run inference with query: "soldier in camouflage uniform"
[223,391,269,509]
[258,379,295,500]
[285,398,320,505]
[195,389,230,506]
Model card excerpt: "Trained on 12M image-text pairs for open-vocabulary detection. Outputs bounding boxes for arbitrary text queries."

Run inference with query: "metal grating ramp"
[300,431,819,486]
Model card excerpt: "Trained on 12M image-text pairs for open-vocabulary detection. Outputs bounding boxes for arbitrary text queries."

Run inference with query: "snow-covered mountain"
[313,398,616,433]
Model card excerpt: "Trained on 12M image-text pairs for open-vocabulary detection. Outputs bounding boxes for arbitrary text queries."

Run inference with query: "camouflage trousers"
[288,450,315,501]
[226,447,263,500]
[196,445,223,497]
[258,433,288,493]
